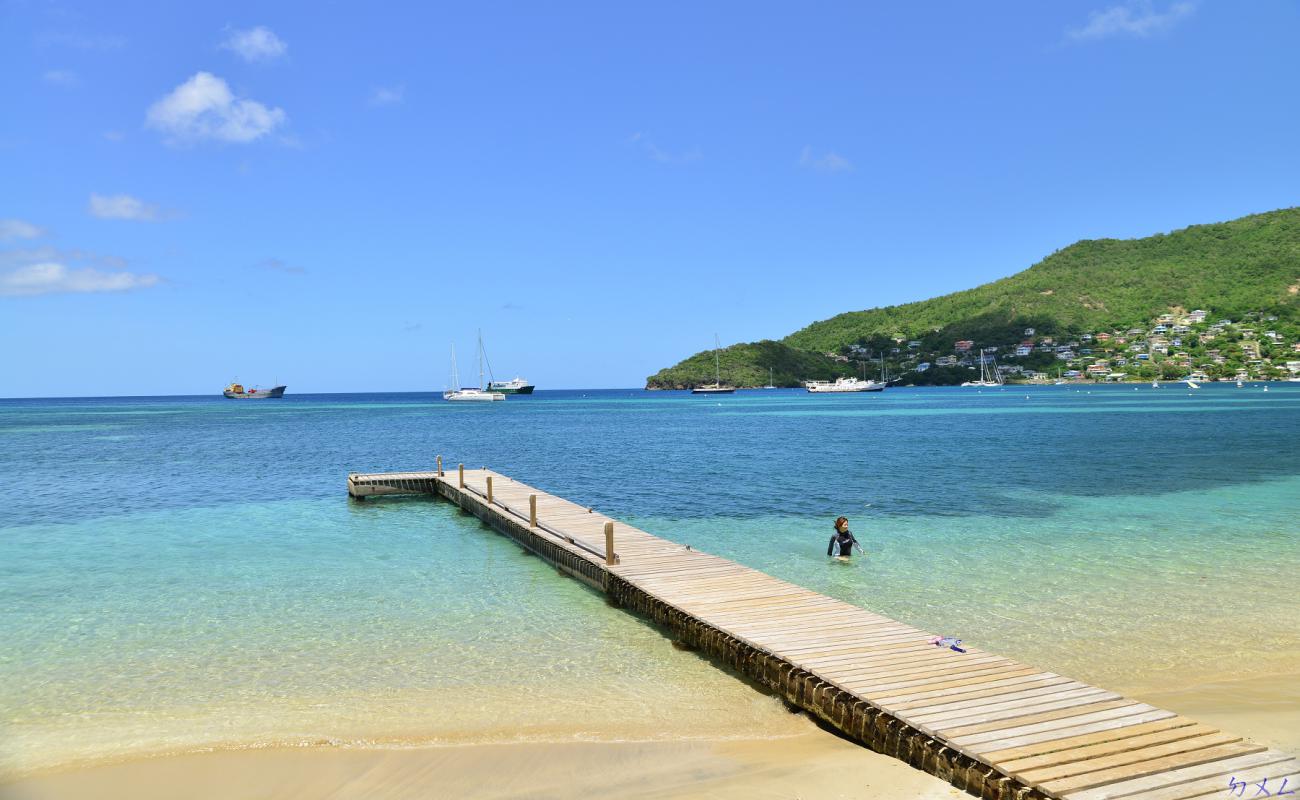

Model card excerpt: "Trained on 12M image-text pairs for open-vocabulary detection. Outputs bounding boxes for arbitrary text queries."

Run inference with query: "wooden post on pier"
[436,456,443,477]
[342,465,1300,799]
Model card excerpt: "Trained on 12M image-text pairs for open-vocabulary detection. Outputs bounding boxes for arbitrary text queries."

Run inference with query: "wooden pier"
[347,466,1298,800]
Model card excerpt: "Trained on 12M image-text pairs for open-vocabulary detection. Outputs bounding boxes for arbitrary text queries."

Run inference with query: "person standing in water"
[827,516,862,558]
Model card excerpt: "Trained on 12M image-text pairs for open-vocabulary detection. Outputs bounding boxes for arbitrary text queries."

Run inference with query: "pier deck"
[347,467,1297,800]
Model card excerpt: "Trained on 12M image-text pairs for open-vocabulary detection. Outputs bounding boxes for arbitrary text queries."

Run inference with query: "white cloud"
[0,219,45,241]
[0,246,125,270]
[43,69,79,87]
[0,263,160,297]
[626,132,702,164]
[221,26,287,63]
[146,72,287,145]
[799,146,853,173]
[88,193,163,221]
[369,85,405,106]
[1068,1,1195,41]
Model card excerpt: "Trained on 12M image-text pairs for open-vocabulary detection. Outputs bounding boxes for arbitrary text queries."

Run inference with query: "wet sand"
[1132,672,1300,756]
[5,677,1295,799]
[0,734,962,800]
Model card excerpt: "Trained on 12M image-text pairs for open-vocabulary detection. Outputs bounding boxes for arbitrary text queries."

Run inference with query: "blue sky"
[3,1,1298,396]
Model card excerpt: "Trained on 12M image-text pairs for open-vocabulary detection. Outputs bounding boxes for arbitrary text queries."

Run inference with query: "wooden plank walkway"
[347,467,1298,800]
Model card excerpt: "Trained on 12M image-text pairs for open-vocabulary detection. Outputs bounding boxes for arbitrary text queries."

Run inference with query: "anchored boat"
[488,377,535,394]
[223,382,286,399]
[444,334,506,402]
[961,348,1004,388]
[805,376,882,393]
[806,355,886,393]
[691,334,736,394]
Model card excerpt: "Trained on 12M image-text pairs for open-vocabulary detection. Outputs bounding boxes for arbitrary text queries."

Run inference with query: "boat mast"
[714,333,721,385]
[477,330,485,391]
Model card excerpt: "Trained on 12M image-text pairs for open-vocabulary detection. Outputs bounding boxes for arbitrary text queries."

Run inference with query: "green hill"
[644,340,848,390]
[647,207,1300,388]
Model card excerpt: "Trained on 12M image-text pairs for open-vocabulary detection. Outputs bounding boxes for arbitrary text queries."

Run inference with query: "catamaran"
[443,334,506,402]
[763,367,776,389]
[692,334,735,394]
[961,349,1004,387]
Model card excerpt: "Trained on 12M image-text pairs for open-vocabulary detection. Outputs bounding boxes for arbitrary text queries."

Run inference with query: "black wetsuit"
[828,529,860,557]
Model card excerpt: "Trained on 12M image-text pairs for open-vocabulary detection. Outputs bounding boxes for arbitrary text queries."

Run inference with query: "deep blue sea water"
[2,385,1298,775]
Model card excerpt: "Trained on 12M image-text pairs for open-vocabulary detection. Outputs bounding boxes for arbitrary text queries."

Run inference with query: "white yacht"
[961,349,1004,387]
[805,376,883,393]
[806,355,886,393]
[444,335,506,402]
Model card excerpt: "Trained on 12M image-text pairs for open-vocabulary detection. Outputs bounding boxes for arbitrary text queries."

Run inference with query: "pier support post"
[458,464,464,488]
[486,476,494,504]
[529,494,537,527]
[436,455,443,477]
[604,522,616,565]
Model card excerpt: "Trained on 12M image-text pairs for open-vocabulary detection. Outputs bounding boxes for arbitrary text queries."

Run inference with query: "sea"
[2,384,1298,777]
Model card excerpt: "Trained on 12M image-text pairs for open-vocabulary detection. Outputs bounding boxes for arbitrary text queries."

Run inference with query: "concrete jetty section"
[347,466,1298,800]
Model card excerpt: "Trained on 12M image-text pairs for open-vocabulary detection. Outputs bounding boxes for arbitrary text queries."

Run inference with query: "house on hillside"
[954,340,974,352]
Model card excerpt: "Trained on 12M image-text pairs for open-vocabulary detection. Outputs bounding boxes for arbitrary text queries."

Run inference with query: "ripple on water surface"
[1,386,1297,775]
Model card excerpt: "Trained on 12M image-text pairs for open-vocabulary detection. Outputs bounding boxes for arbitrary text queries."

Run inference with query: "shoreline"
[0,733,962,800]
[4,670,1295,798]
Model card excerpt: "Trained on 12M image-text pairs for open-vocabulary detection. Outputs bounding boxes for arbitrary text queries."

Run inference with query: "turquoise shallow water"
[2,386,1298,775]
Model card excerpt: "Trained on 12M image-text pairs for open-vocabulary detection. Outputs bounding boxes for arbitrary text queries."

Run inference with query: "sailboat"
[478,334,535,394]
[961,349,1004,387]
[443,333,506,402]
[692,334,735,394]
[763,367,777,389]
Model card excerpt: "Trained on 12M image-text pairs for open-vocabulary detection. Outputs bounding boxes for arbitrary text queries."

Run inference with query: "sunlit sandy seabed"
[1,386,1297,778]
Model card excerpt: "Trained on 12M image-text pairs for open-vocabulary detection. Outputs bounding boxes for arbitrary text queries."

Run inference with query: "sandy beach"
[4,670,1295,800]
[0,733,962,800]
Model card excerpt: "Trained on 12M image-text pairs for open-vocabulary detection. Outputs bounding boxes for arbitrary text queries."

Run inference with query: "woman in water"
[827,516,862,559]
